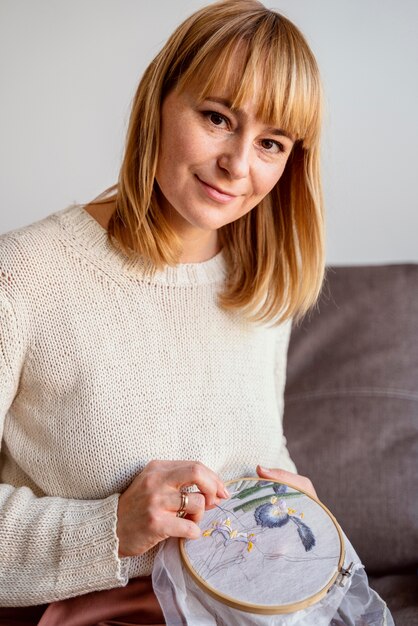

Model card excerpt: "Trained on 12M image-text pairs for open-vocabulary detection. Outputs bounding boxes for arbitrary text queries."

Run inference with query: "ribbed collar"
[54,204,227,286]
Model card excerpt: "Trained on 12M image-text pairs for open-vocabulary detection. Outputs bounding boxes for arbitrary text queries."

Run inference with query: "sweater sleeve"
[0,291,129,606]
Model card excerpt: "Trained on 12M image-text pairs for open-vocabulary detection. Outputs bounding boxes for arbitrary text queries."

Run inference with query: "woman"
[0,0,324,623]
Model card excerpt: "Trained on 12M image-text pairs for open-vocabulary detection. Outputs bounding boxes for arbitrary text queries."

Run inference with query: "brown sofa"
[284,264,418,626]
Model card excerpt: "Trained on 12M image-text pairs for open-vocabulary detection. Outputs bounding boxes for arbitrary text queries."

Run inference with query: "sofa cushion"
[284,264,418,574]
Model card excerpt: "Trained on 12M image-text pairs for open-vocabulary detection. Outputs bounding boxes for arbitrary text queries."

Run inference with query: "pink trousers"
[0,576,166,626]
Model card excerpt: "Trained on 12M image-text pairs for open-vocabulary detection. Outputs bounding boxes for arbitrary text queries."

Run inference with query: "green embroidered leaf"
[234,482,301,501]
[233,495,273,512]
[234,483,274,500]
[233,491,301,513]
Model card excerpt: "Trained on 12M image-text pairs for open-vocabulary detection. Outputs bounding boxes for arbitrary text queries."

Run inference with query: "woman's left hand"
[256,465,318,499]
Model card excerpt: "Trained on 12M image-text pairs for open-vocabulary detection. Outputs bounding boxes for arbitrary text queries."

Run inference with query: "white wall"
[1,0,417,265]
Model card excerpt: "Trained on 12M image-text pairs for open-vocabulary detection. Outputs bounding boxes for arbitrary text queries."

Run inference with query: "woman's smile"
[195,175,240,204]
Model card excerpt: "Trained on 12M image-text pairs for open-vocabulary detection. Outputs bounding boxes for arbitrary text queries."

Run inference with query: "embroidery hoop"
[180,477,346,615]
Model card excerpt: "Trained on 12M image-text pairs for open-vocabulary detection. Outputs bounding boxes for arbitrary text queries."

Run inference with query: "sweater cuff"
[58,493,129,597]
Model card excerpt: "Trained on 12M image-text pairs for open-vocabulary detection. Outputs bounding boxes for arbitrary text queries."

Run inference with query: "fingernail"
[258,466,271,473]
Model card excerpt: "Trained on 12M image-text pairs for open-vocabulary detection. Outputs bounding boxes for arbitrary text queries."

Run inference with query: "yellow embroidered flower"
[202,518,257,552]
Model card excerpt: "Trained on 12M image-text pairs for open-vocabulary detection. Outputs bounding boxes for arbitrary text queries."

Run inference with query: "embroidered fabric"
[152,535,394,626]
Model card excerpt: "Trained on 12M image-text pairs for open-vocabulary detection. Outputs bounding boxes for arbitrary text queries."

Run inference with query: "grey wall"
[1,0,417,264]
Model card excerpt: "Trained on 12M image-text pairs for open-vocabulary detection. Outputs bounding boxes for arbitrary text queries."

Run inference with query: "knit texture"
[0,205,295,606]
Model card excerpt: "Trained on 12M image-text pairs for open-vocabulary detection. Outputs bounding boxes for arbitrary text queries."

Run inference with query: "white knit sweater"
[0,205,295,606]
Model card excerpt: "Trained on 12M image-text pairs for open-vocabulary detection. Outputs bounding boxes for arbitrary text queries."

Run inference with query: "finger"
[143,460,229,501]
[162,513,202,541]
[169,491,206,517]
[168,462,229,502]
[256,465,318,499]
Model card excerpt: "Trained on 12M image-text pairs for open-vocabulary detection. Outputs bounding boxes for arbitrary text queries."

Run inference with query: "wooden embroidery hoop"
[180,477,346,615]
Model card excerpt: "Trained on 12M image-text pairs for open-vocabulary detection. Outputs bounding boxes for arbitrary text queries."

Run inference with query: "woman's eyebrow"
[266,127,295,141]
[204,97,293,140]
[205,96,234,108]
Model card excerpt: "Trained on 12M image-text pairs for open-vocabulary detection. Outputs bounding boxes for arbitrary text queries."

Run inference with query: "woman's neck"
[84,201,115,231]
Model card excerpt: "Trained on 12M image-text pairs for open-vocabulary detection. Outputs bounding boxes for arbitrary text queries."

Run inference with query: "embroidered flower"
[202,518,231,541]
[203,518,256,552]
[254,499,290,528]
[254,498,316,551]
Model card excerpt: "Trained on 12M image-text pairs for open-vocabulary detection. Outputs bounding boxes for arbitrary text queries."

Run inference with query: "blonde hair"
[101,0,325,324]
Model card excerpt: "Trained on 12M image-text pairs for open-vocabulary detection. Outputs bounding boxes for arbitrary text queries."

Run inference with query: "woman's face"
[155,86,295,251]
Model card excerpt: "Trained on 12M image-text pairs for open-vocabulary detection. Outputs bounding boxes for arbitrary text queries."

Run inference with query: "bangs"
[175,9,322,148]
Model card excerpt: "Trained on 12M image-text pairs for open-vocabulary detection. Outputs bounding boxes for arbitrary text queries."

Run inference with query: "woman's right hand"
[116,460,229,557]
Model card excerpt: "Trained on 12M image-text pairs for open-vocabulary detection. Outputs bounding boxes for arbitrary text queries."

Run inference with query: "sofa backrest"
[284,264,418,574]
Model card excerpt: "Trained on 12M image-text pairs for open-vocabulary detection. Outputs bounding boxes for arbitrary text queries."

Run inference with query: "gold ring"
[176,492,188,518]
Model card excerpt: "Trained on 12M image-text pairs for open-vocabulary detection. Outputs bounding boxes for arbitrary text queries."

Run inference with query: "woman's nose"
[217,138,251,180]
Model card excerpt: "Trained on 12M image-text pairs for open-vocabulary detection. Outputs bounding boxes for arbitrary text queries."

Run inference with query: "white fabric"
[0,205,295,606]
[152,535,395,626]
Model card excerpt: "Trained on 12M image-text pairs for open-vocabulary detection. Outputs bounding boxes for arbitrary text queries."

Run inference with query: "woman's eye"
[204,111,228,127]
[261,139,284,154]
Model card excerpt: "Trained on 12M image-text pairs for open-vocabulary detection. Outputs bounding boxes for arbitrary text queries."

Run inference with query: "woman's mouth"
[196,176,238,204]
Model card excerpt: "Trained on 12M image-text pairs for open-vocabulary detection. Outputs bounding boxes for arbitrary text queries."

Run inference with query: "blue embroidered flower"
[254,496,316,551]
[254,498,290,528]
